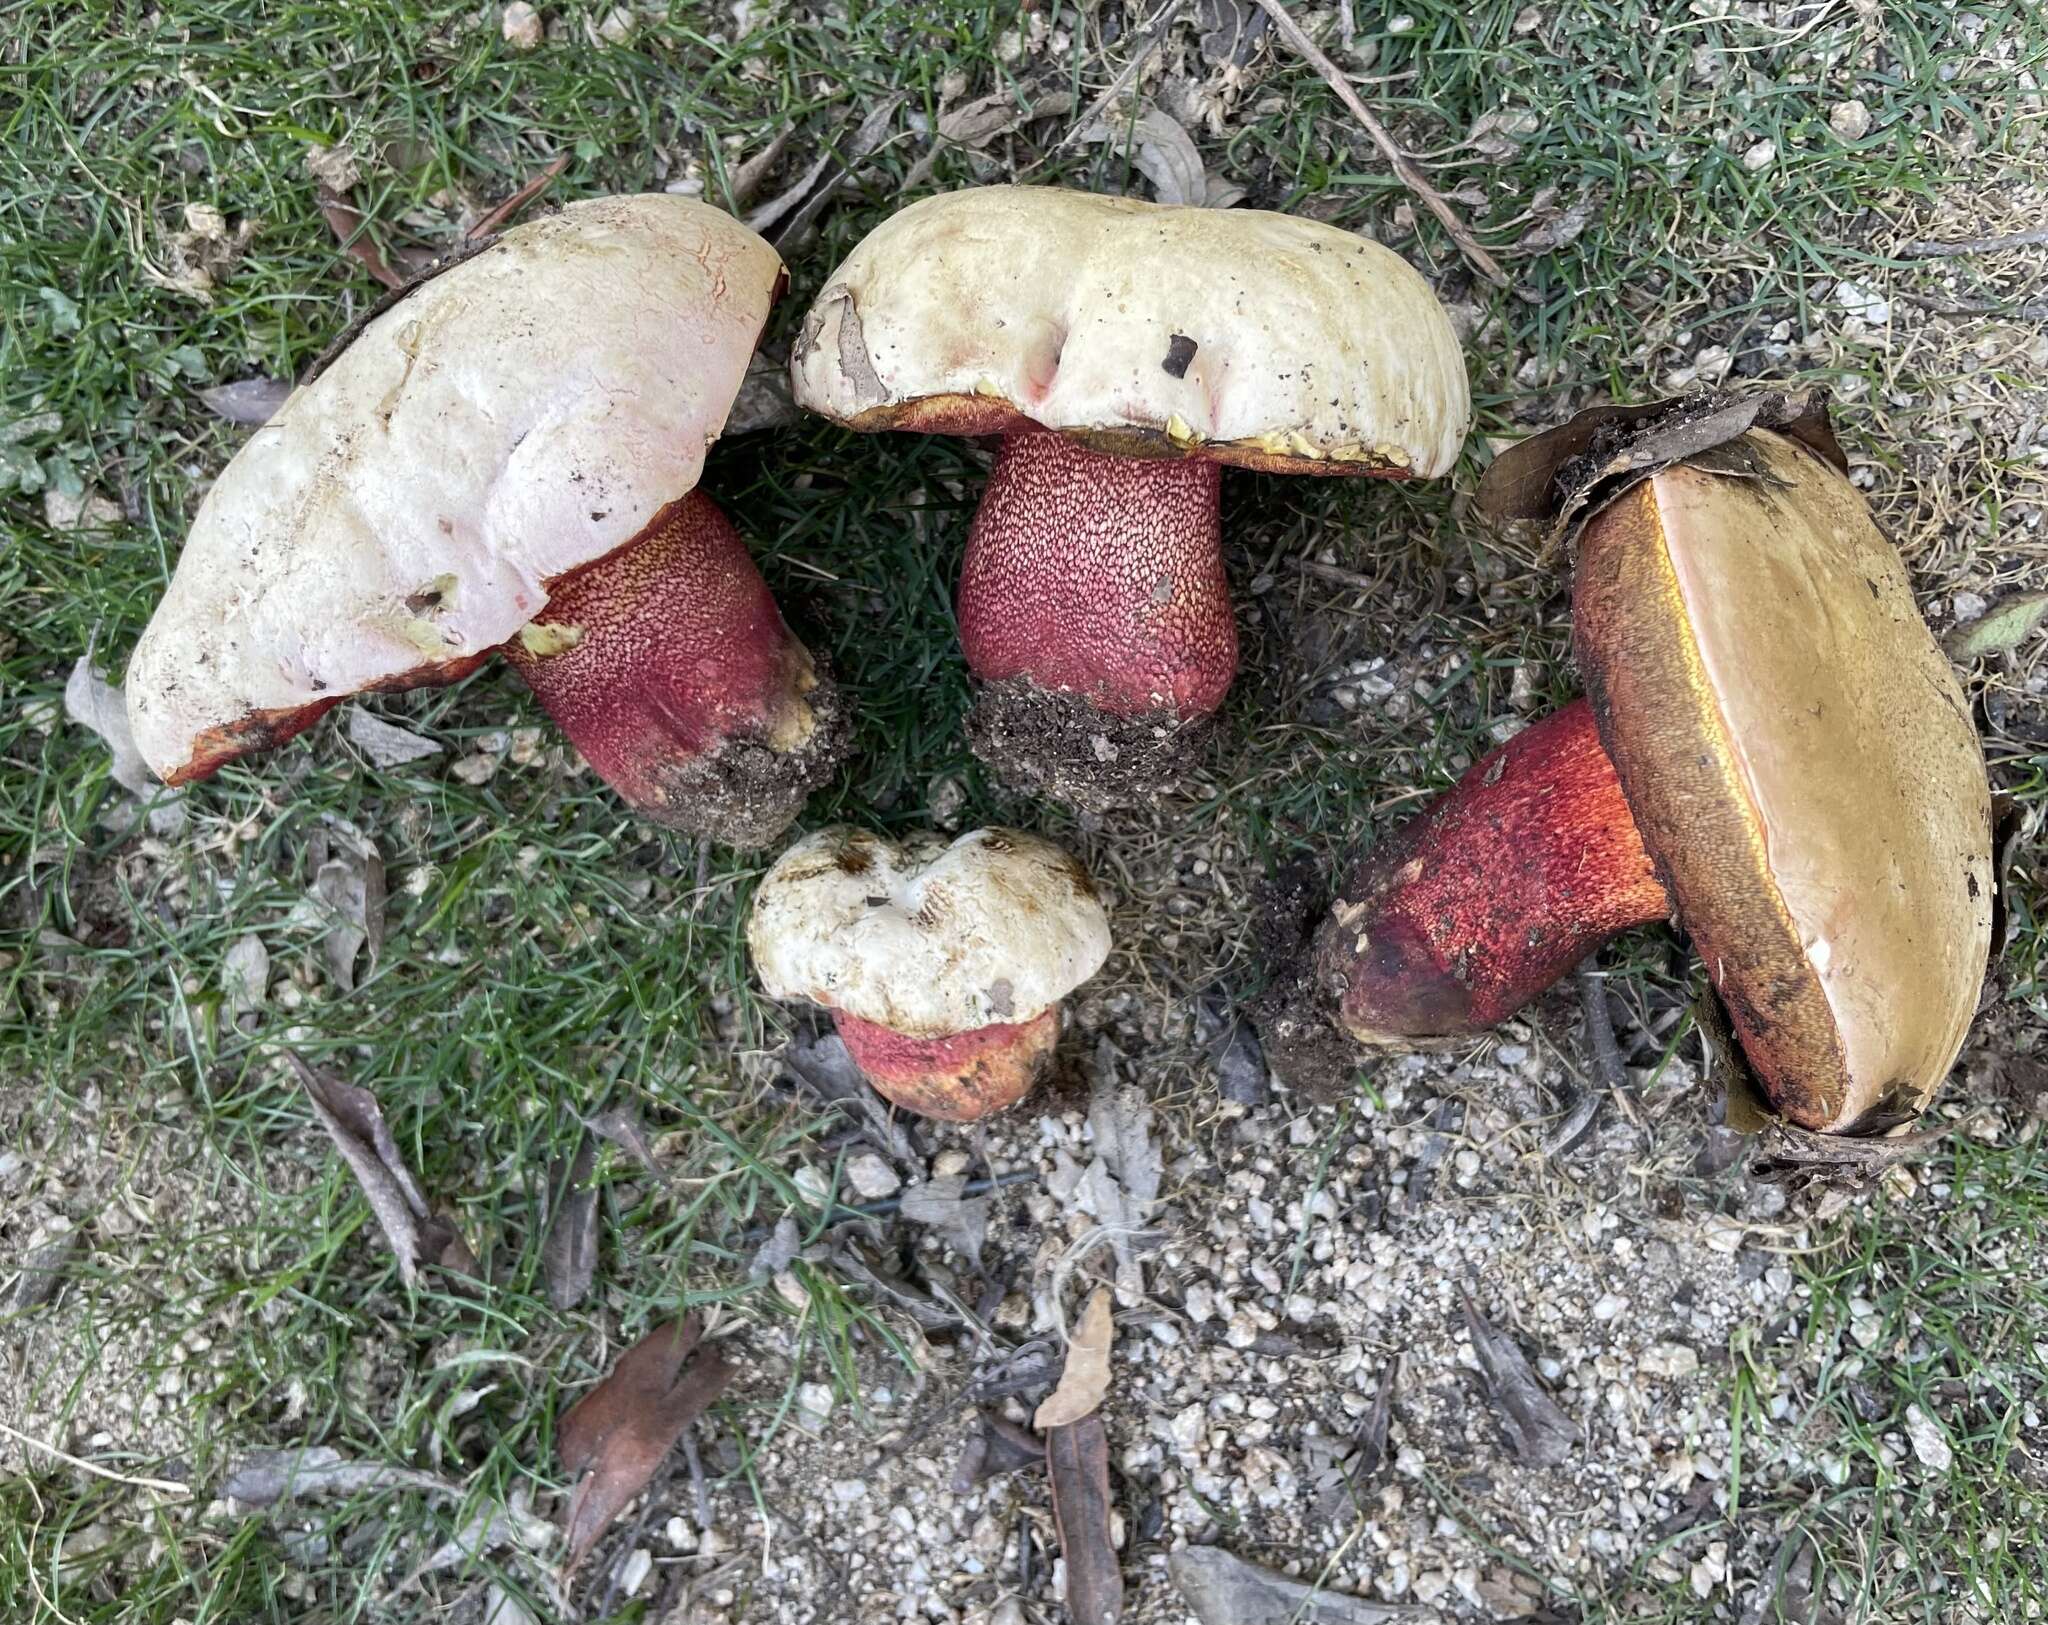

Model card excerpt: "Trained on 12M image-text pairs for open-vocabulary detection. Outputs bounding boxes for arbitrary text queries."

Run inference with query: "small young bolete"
[747,826,1111,1121]
[791,185,1469,808]
[1266,394,1995,1134]
[125,195,847,847]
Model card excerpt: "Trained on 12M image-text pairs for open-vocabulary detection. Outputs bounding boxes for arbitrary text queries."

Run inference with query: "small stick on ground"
[1577,959,1647,1131]
[466,153,571,242]
[1246,0,1507,287]
[681,1423,714,1531]
[0,1420,192,1496]
[1897,227,2048,259]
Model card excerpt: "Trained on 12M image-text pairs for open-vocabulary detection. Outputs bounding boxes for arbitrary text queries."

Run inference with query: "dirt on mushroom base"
[653,668,852,849]
[966,678,1215,813]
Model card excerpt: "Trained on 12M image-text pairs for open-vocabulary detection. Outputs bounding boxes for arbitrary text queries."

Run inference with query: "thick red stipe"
[957,431,1235,720]
[1312,699,1672,1041]
[833,1007,1060,1122]
[503,490,842,847]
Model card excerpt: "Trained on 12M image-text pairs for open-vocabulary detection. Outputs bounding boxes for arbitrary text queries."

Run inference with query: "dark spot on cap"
[835,841,874,876]
[1162,334,1198,379]
[405,582,446,614]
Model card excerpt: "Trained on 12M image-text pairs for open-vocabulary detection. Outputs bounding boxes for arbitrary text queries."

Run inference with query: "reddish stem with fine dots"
[1311,699,1672,1041]
[503,489,835,844]
[956,431,1236,720]
[832,1007,1060,1123]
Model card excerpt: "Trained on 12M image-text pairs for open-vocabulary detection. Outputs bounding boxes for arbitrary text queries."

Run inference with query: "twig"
[1890,288,2048,323]
[1898,227,2048,259]
[1577,960,1647,1132]
[317,188,403,289]
[466,154,570,242]
[1048,0,1187,155]
[726,127,795,212]
[681,1423,714,1532]
[1296,556,1383,593]
[1246,0,1507,287]
[0,1420,192,1496]
[1576,962,1627,1094]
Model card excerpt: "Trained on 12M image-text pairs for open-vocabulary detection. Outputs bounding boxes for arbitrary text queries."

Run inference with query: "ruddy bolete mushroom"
[1269,394,1994,1134]
[790,186,1469,807]
[126,195,846,847]
[747,826,1111,1121]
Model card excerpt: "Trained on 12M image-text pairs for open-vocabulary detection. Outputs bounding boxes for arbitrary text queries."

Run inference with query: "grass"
[2,1,2045,1621]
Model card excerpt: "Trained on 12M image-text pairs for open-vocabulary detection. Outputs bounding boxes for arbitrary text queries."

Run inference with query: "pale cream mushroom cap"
[748,826,1112,1038]
[126,194,783,783]
[790,186,1470,477]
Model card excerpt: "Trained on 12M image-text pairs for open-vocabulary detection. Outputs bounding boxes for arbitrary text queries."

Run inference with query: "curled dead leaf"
[1035,1286,1114,1429]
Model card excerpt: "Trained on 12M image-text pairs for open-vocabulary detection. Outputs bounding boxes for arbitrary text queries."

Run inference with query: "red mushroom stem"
[503,489,840,846]
[832,1007,1060,1123]
[956,430,1236,721]
[1311,699,1672,1041]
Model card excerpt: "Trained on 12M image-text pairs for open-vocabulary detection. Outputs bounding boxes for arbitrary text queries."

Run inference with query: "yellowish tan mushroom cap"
[1574,428,1994,1132]
[126,195,783,784]
[790,186,1470,477]
[747,826,1112,1038]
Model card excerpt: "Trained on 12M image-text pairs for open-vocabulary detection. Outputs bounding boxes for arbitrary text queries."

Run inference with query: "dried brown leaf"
[953,1410,1047,1491]
[318,187,404,289]
[198,376,296,426]
[304,819,385,992]
[1035,1286,1114,1429]
[345,706,441,767]
[1047,1415,1122,1624]
[221,1444,458,1507]
[584,1106,663,1179]
[1170,1545,1430,1622]
[557,1316,735,1573]
[542,1135,599,1310]
[899,1174,989,1272]
[287,1052,471,1286]
[1460,1292,1575,1468]
[727,125,796,211]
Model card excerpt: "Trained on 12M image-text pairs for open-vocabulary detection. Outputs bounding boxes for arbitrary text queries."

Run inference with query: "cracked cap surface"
[747,826,1112,1038]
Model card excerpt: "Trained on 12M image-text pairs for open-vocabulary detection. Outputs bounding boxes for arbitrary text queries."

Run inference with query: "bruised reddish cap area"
[832,1007,1060,1122]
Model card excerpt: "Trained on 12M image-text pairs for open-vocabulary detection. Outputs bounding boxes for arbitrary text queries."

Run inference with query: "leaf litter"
[1169,1544,1433,1623]
[286,1052,476,1286]
[1034,1286,1114,1429]
[542,1132,599,1311]
[557,1314,736,1574]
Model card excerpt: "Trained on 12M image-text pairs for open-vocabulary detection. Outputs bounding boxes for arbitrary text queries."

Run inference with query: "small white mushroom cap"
[748,827,1112,1038]
[126,194,783,783]
[791,186,1470,476]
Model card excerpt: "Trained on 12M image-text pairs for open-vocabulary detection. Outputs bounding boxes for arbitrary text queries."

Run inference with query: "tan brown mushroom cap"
[126,195,783,784]
[1574,428,1994,1132]
[790,186,1470,478]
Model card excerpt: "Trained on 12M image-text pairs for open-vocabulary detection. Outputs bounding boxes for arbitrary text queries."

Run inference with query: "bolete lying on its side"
[126,195,847,847]
[1261,393,1995,1135]
[748,826,1111,1121]
[792,185,1470,809]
